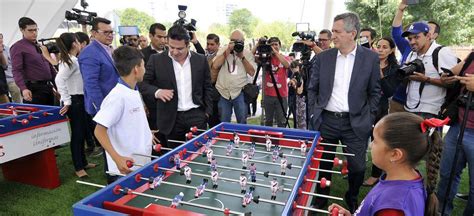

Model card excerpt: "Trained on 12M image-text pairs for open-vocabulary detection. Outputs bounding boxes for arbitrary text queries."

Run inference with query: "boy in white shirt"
[94,46,152,181]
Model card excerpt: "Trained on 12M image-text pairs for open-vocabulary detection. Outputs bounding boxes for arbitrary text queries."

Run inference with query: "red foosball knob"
[331,207,339,216]
[333,157,342,167]
[204,134,209,140]
[320,177,331,188]
[113,185,122,195]
[134,174,142,182]
[182,148,187,155]
[153,163,159,172]
[21,119,29,125]
[341,160,349,175]
[224,208,230,215]
[11,118,18,124]
[126,160,133,168]
[186,132,193,140]
[190,126,198,133]
[297,188,303,195]
[153,144,162,152]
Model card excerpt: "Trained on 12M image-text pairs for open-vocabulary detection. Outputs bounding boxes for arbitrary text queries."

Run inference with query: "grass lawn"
[0,118,469,215]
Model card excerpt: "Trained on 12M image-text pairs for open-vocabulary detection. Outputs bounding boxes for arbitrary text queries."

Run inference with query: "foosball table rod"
[76,180,245,215]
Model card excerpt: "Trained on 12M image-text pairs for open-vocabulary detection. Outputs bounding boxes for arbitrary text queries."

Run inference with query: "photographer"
[401,22,458,118]
[122,35,140,48]
[437,51,474,216]
[288,60,306,129]
[262,37,290,127]
[212,30,256,124]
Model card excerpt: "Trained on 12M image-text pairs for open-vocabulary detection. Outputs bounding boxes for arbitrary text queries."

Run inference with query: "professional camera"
[38,38,59,54]
[233,41,245,53]
[291,31,316,61]
[173,5,197,38]
[65,8,97,25]
[398,59,425,76]
[254,37,272,62]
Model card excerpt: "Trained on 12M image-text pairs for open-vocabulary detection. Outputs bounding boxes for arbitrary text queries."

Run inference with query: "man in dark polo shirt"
[11,17,56,105]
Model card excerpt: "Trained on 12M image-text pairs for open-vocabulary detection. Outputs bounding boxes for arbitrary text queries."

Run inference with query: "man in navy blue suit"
[307,12,381,213]
[79,17,119,116]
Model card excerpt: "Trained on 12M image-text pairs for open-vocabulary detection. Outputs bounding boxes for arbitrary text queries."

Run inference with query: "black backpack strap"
[432,45,444,73]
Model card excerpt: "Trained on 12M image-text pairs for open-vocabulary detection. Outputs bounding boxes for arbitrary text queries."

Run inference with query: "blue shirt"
[391,25,412,103]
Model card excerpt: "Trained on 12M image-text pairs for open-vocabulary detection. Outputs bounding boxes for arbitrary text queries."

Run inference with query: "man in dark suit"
[140,25,213,149]
[140,23,167,130]
[307,12,381,213]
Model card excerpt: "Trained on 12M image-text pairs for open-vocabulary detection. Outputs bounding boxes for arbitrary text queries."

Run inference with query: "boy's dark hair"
[112,46,144,77]
[428,21,441,35]
[268,37,281,46]
[91,17,111,31]
[75,32,90,45]
[206,33,220,44]
[167,25,190,44]
[18,17,37,29]
[361,27,377,40]
[149,23,166,35]
[379,112,442,216]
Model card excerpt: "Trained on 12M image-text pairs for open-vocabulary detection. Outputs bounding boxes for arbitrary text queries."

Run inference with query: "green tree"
[208,23,230,41]
[253,21,296,51]
[228,8,259,38]
[116,8,156,36]
[346,0,474,46]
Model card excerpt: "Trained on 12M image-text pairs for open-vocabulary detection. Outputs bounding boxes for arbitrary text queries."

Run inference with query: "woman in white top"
[55,32,96,178]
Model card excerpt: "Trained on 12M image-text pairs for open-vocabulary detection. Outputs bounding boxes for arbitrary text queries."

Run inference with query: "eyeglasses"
[96,30,115,36]
[318,38,329,42]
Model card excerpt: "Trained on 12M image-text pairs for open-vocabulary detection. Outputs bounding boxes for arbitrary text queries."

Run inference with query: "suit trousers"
[158,108,208,150]
[312,111,368,210]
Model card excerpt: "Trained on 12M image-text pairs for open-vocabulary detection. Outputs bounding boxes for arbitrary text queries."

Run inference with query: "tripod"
[261,58,290,128]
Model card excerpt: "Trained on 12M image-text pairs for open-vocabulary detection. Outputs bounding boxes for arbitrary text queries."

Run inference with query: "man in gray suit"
[307,12,381,213]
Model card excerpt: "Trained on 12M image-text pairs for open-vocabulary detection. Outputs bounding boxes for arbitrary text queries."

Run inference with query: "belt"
[177,107,200,114]
[26,80,49,85]
[324,110,349,118]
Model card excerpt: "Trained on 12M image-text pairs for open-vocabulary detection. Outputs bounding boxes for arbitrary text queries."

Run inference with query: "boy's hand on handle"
[114,156,134,174]
[328,204,351,216]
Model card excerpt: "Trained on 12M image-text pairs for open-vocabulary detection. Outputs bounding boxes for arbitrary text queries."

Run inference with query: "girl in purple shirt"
[329,112,448,216]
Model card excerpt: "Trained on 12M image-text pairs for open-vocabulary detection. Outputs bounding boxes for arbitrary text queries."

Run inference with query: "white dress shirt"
[170,52,199,111]
[325,46,357,112]
[55,55,84,106]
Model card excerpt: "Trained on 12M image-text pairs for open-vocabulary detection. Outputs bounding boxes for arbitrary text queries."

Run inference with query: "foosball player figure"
[174,153,181,170]
[203,139,212,157]
[210,157,217,171]
[194,179,208,198]
[280,156,288,175]
[242,151,249,169]
[206,149,214,163]
[272,146,279,162]
[211,169,219,189]
[233,132,240,148]
[248,142,256,159]
[265,134,272,152]
[242,187,255,207]
[170,192,184,208]
[270,178,279,200]
[240,172,248,194]
[149,174,164,190]
[226,141,233,156]
[300,140,308,156]
[184,166,192,184]
[249,163,257,182]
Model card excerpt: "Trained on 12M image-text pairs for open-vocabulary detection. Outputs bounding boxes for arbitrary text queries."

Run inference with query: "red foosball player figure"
[183,166,192,184]
[270,178,279,200]
[211,169,219,189]
[233,132,240,148]
[206,149,214,163]
[300,140,307,156]
[265,134,272,152]
[226,141,233,156]
[242,151,249,169]
[194,179,208,198]
[240,172,248,194]
[170,192,184,208]
[280,156,288,175]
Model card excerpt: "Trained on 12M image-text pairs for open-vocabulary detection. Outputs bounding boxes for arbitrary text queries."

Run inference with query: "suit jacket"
[308,46,381,140]
[140,51,213,135]
[78,40,119,115]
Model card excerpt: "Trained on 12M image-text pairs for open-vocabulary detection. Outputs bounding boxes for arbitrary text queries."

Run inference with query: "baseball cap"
[401,22,430,37]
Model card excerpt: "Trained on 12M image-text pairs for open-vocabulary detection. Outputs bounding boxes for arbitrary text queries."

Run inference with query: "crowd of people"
[1,1,473,215]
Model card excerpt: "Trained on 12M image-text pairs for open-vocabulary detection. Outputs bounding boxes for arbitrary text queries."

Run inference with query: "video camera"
[38,38,59,54]
[398,59,425,76]
[291,31,316,62]
[65,8,97,25]
[173,5,197,38]
[254,37,272,62]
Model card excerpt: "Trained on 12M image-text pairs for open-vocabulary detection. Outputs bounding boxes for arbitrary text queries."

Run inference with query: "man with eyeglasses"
[212,30,256,124]
[318,29,332,51]
[78,17,119,116]
[140,25,213,149]
[10,17,57,105]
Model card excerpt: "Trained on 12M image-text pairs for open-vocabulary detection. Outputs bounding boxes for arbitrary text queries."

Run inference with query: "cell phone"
[440,67,454,77]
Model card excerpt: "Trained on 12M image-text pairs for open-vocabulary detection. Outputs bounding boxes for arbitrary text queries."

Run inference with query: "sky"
[74,0,347,32]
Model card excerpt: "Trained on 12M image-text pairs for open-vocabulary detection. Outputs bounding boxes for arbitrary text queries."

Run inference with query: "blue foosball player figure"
[248,142,256,159]
[210,157,217,171]
[174,153,181,170]
[170,192,184,208]
[194,179,208,198]
[249,163,257,182]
